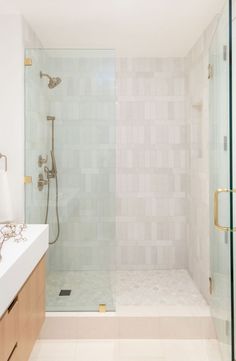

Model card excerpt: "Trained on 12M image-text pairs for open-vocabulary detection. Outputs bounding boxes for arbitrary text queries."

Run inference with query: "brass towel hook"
[0,153,7,172]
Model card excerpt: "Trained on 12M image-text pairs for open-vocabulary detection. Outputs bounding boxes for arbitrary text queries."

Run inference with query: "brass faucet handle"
[38,154,48,167]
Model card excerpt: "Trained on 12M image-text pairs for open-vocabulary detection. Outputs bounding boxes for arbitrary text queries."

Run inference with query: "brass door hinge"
[24,176,32,184]
[208,64,213,79]
[24,58,32,66]
[98,304,106,313]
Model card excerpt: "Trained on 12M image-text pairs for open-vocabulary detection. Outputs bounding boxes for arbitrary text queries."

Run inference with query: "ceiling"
[0,0,226,56]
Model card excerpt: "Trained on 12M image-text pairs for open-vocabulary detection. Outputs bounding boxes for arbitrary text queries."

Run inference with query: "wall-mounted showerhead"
[40,71,62,89]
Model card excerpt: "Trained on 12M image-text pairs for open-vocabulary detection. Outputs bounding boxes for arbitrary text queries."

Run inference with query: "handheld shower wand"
[44,115,60,245]
[45,116,57,179]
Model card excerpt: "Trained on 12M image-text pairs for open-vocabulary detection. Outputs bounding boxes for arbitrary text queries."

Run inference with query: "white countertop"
[0,224,49,318]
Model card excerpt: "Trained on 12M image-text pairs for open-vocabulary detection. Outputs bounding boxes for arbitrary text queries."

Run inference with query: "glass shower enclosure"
[209,1,234,361]
[24,49,116,312]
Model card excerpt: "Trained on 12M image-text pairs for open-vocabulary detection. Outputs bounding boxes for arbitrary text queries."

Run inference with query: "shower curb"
[39,314,216,339]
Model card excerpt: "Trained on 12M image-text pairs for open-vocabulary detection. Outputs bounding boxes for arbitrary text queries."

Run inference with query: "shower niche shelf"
[191,97,203,159]
[192,101,203,110]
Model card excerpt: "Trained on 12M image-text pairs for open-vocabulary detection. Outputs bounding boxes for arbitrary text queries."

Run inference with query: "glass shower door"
[209,1,234,360]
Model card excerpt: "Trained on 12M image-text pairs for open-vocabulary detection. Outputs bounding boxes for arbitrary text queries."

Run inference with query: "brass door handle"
[214,188,236,232]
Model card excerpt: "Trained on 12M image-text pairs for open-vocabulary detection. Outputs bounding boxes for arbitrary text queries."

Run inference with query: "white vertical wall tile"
[116,57,187,270]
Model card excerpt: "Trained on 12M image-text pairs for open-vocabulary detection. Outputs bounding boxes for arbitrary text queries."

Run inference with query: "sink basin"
[0,224,48,317]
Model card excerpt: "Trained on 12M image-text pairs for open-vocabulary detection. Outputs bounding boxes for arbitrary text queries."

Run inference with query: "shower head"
[48,77,61,89]
[40,71,62,89]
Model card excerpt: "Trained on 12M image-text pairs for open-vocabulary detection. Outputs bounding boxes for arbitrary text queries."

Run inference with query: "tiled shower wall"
[45,52,116,271]
[44,55,188,272]
[26,50,218,287]
[22,16,224,306]
[116,58,188,269]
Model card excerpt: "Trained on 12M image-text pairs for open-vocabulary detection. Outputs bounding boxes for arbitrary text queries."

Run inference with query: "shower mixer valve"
[38,154,48,167]
[38,173,48,191]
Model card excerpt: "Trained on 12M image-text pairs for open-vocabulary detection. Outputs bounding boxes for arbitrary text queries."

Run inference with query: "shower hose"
[45,169,60,245]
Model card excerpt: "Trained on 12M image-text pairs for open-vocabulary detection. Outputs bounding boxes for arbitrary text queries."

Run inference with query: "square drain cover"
[59,289,71,296]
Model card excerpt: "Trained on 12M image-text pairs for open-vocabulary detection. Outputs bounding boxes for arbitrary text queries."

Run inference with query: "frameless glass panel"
[25,49,116,312]
[209,1,234,360]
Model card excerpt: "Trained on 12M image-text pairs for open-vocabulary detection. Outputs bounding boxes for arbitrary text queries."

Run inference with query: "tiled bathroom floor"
[46,269,209,316]
[29,339,222,361]
[46,270,115,311]
[115,269,209,316]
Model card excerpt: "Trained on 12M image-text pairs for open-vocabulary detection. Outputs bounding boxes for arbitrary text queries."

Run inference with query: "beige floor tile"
[29,340,77,360]
[162,340,220,361]
[114,340,165,359]
[29,339,222,361]
[75,340,115,361]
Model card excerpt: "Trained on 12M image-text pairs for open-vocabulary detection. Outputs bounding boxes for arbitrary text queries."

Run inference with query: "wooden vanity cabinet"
[0,297,18,361]
[0,256,45,361]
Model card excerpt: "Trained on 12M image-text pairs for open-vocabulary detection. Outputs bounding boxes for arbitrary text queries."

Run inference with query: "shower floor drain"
[59,289,71,296]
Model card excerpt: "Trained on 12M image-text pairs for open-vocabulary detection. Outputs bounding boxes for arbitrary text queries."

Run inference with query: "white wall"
[0,0,224,58]
[0,15,42,222]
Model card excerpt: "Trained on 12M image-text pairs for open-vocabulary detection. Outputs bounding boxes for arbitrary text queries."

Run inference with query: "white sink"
[0,224,49,317]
